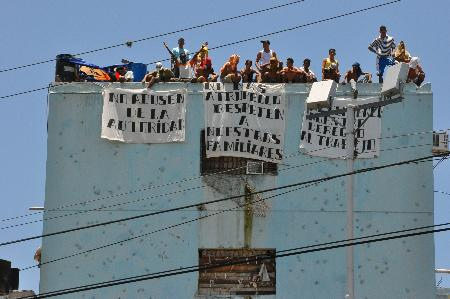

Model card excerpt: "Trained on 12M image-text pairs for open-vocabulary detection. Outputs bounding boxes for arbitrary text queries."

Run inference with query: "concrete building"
[0,259,34,299]
[40,82,435,298]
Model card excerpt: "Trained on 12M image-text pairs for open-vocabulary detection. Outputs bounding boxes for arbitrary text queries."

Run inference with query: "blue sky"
[0,0,449,293]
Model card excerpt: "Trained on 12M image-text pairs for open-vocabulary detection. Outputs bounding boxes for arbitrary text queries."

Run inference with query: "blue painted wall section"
[41,82,434,298]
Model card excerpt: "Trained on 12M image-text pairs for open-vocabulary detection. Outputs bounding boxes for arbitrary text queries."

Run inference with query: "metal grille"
[198,248,276,296]
[200,131,277,175]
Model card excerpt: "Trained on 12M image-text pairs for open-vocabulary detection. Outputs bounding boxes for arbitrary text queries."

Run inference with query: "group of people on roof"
[138,25,425,96]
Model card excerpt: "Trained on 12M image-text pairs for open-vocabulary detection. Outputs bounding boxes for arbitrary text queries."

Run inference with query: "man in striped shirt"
[368,25,396,83]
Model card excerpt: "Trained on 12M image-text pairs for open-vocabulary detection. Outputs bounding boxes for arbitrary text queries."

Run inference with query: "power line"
[20,182,318,271]
[0,0,402,100]
[14,144,441,270]
[24,223,450,298]
[0,153,443,247]
[434,155,448,169]
[0,141,434,230]
[0,86,49,99]
[0,0,306,74]
[0,146,330,229]
[2,126,443,224]
[21,160,437,272]
[32,209,435,213]
[146,0,403,67]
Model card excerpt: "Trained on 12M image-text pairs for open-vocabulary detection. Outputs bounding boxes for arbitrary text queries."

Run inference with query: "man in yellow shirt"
[322,48,340,82]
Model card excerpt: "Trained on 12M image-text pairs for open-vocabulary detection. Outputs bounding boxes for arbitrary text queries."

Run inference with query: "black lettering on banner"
[109,93,127,103]
[159,110,169,119]
[177,93,184,103]
[107,119,115,128]
[126,107,145,118]
[239,116,249,126]
[204,85,284,162]
[104,90,186,139]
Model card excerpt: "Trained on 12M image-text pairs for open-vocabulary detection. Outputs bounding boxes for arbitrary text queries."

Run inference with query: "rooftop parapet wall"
[41,82,433,298]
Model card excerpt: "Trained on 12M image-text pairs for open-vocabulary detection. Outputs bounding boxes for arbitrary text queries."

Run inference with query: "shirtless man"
[261,57,282,83]
[240,59,259,83]
[220,54,241,84]
[281,58,303,83]
[299,58,317,83]
[256,40,277,71]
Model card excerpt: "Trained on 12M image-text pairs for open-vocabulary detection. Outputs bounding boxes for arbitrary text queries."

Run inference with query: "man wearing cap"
[142,62,174,88]
[344,62,372,99]
[256,40,277,72]
[368,25,396,83]
[171,38,190,78]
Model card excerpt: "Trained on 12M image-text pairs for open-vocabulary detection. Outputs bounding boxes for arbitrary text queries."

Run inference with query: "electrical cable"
[433,155,448,169]
[0,145,334,229]
[0,0,402,100]
[0,141,434,230]
[20,182,318,271]
[23,223,450,298]
[0,0,307,74]
[0,153,444,247]
[19,149,438,271]
[2,126,444,224]
[144,0,402,67]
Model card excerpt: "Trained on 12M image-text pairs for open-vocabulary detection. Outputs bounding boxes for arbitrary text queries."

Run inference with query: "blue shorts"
[377,56,396,76]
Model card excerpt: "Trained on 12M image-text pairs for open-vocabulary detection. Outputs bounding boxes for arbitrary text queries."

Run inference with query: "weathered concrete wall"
[41,82,433,298]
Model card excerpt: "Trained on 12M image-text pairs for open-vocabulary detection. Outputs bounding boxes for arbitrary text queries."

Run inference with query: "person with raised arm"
[164,37,190,78]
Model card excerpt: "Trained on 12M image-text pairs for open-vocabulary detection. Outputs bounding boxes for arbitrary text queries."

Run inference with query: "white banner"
[101,87,186,143]
[300,98,382,159]
[204,82,285,163]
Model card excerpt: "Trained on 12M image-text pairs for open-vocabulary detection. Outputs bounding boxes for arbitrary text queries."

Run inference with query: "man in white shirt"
[255,40,277,72]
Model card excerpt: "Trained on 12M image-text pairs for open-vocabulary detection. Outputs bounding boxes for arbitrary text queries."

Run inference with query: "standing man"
[256,40,277,71]
[368,25,396,83]
[165,37,190,78]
